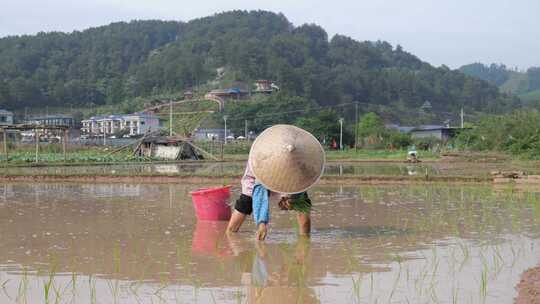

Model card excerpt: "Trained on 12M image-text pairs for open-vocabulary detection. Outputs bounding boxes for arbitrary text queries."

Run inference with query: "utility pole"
[339,118,344,150]
[460,107,464,128]
[169,100,173,137]
[223,115,228,145]
[354,101,359,152]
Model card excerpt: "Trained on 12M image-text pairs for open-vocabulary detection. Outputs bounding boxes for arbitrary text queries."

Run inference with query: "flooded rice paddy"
[0,182,539,303]
[3,160,539,177]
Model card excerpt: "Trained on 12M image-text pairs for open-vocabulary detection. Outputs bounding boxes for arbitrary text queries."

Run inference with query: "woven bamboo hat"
[248,124,325,194]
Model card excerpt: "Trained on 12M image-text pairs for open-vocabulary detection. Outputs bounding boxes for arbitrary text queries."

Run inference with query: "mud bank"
[0,174,491,184]
[516,267,540,304]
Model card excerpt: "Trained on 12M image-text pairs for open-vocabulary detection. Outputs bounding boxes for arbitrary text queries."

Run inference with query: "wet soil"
[516,267,540,304]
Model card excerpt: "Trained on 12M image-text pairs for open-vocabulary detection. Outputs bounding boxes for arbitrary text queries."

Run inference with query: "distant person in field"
[226,125,325,241]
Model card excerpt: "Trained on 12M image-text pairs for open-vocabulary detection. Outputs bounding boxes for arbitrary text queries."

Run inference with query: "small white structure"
[25,115,75,127]
[82,113,160,136]
[0,109,14,126]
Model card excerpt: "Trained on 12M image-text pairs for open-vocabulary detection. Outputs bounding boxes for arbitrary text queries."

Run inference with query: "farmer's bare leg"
[228,194,253,233]
[296,212,311,235]
[227,210,247,233]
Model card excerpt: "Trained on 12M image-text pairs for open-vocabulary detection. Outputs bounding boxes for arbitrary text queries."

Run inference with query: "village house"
[409,125,461,142]
[253,79,279,94]
[25,115,76,128]
[184,91,194,100]
[388,124,462,143]
[193,128,235,141]
[0,109,14,126]
[205,87,249,101]
[81,113,160,136]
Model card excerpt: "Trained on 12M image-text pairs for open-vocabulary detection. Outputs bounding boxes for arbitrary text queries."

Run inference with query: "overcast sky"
[1,0,538,70]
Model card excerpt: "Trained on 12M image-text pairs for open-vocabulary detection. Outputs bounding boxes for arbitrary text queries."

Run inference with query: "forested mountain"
[458,63,511,87]
[0,20,181,107]
[0,10,519,117]
[459,63,540,102]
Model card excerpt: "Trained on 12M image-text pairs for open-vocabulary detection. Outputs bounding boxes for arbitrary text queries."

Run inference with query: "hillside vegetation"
[459,63,540,105]
[455,110,540,159]
[0,10,519,125]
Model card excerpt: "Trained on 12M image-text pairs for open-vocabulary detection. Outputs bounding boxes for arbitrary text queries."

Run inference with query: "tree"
[357,112,385,142]
[295,110,342,144]
[0,10,518,122]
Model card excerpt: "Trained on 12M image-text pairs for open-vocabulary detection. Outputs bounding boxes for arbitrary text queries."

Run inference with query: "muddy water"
[0,183,539,303]
[4,160,537,177]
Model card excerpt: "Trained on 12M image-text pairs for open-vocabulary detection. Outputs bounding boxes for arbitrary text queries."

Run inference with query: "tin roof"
[28,115,74,120]
[84,113,159,121]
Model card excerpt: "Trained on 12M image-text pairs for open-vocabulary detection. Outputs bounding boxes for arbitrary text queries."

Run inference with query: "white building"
[82,113,160,136]
[0,109,14,126]
[25,115,76,127]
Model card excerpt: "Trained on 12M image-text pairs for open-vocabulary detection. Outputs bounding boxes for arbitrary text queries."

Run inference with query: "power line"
[223,101,361,122]
[156,98,479,127]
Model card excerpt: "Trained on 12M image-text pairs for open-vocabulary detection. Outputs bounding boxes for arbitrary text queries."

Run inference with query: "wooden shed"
[135,136,203,160]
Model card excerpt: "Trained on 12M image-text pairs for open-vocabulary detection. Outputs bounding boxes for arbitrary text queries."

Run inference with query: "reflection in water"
[191,222,319,303]
[0,183,539,303]
[246,239,318,304]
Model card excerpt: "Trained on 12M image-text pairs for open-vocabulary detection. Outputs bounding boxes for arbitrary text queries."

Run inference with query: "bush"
[386,131,412,149]
[452,110,540,158]
[413,136,442,151]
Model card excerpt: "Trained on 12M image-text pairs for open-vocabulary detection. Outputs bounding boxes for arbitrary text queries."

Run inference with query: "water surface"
[0,183,539,303]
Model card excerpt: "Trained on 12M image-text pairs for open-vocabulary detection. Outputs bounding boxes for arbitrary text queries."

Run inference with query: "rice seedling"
[452,283,459,304]
[52,283,63,304]
[1,279,11,300]
[88,275,97,304]
[106,279,120,304]
[112,241,122,274]
[153,284,168,303]
[16,278,27,304]
[369,272,374,301]
[480,266,488,301]
[234,288,244,304]
[210,290,218,304]
[43,269,55,304]
[458,241,470,271]
[290,193,313,213]
[388,268,401,304]
[351,274,362,304]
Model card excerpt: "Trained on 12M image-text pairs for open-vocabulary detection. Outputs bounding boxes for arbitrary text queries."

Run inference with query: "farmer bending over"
[226,124,325,241]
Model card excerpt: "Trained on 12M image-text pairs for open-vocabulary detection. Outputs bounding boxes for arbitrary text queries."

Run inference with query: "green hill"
[0,10,519,124]
[519,89,540,105]
[154,100,220,136]
[460,63,540,103]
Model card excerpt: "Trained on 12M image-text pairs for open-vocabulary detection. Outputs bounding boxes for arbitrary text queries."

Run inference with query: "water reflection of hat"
[248,125,325,194]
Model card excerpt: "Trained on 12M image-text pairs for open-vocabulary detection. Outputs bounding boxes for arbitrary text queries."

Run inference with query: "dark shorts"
[234,192,311,215]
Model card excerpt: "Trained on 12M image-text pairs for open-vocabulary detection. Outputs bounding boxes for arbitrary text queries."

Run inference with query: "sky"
[1,0,539,70]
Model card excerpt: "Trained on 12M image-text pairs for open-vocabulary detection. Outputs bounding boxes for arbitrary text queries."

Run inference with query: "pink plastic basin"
[190,186,232,221]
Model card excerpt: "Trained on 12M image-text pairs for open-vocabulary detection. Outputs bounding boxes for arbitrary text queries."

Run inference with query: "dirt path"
[515,267,540,304]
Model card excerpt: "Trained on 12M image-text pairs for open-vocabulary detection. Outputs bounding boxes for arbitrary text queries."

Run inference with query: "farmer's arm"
[256,222,267,240]
[279,193,312,235]
[227,165,256,233]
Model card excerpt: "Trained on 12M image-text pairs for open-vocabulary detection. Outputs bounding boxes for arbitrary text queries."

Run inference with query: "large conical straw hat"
[248,124,325,194]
